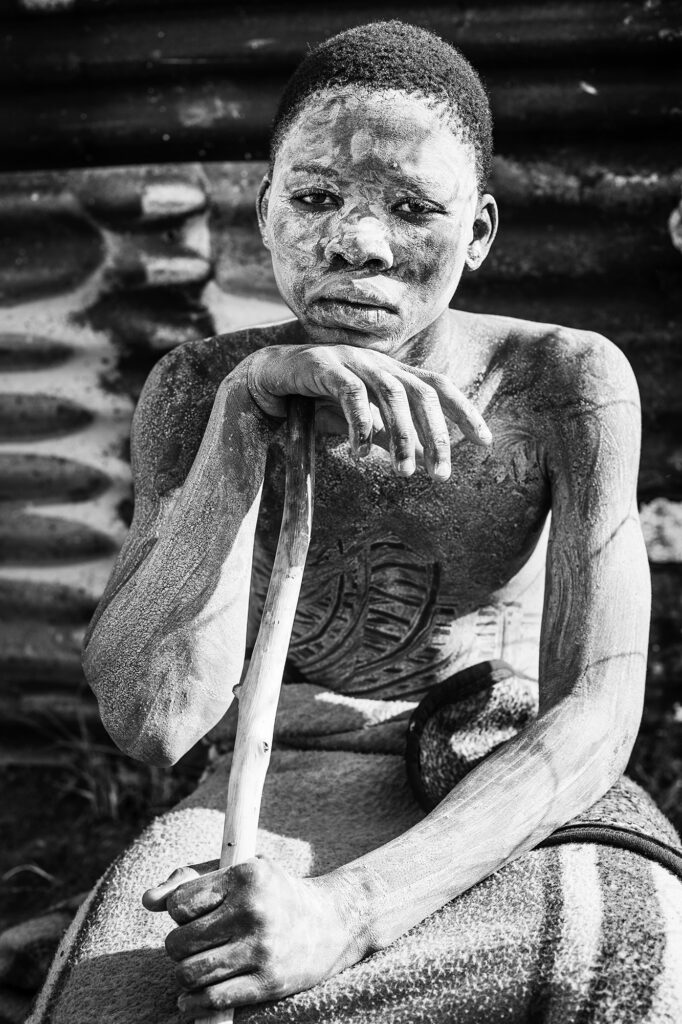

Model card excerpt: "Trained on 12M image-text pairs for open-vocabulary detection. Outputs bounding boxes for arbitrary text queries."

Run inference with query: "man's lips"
[307,279,399,313]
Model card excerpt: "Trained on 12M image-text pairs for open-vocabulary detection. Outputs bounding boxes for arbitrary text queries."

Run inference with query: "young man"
[30,20,682,1024]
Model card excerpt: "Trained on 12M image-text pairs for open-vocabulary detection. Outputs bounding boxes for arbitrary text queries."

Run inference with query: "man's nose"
[323,216,394,270]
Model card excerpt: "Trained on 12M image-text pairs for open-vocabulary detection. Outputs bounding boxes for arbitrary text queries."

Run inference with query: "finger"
[326,368,374,456]
[165,867,231,925]
[398,376,451,481]
[364,372,416,476]
[177,974,269,1019]
[175,940,254,992]
[409,367,492,446]
[165,904,239,961]
[142,863,215,912]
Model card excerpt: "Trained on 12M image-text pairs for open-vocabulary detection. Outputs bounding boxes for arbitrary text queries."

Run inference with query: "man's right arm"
[83,348,280,766]
[85,336,493,766]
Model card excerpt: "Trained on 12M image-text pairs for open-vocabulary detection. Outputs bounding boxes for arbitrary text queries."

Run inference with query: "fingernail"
[358,441,371,457]
[397,459,415,475]
[477,424,493,444]
[433,464,450,481]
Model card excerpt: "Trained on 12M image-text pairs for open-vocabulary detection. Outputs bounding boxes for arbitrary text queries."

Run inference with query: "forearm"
[335,507,649,953]
[335,685,640,954]
[85,362,279,762]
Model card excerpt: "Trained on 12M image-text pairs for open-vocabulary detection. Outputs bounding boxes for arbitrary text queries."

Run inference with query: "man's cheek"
[416,230,466,295]
[404,241,455,291]
[269,226,315,304]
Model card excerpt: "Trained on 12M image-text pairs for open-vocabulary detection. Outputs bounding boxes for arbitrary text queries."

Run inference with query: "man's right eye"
[292,190,339,210]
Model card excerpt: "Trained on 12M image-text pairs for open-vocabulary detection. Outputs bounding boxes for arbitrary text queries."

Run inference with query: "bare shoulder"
[455,309,638,420]
[131,319,294,501]
[455,309,641,495]
[498,314,635,410]
[525,322,636,411]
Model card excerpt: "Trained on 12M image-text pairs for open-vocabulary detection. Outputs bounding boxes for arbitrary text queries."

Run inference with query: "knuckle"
[231,859,257,885]
[204,987,224,1010]
[166,889,185,916]
[393,429,413,448]
[430,434,451,453]
[338,379,365,401]
[420,388,443,413]
[305,349,328,371]
[174,962,196,989]
[244,896,268,928]
[164,931,181,961]
[261,961,286,998]
[406,378,432,400]
[251,934,274,965]
[422,369,451,391]
[378,377,404,401]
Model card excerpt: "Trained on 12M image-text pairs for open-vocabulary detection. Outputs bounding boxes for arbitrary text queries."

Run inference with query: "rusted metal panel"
[0,5,681,754]
[2,71,681,171]
[3,3,681,78]
[1,2,681,169]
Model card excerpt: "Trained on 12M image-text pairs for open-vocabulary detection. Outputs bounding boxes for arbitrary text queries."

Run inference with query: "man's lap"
[27,749,682,1024]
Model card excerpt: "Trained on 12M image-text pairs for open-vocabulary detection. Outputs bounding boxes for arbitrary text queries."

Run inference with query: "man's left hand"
[142,856,368,1018]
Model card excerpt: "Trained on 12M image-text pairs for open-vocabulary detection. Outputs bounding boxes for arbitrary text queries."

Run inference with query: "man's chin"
[295,315,404,351]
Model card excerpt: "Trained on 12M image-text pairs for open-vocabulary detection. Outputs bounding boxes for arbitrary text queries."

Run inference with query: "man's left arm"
[335,333,650,951]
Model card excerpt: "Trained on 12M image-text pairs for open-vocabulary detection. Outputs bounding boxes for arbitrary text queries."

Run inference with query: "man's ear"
[256,175,271,250]
[465,193,498,272]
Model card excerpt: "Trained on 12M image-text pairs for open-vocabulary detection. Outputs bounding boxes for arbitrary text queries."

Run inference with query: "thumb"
[142,861,219,912]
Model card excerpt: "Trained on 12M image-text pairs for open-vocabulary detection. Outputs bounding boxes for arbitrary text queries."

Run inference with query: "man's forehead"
[278,138,476,199]
[276,86,477,188]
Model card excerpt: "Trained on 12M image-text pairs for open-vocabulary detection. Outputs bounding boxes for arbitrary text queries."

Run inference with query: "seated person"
[29,20,682,1024]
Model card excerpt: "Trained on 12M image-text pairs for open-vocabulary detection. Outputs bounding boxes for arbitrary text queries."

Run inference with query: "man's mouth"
[312,297,396,328]
[308,281,399,329]
[309,278,399,309]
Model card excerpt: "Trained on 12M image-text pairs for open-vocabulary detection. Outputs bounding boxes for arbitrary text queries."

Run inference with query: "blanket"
[28,670,682,1024]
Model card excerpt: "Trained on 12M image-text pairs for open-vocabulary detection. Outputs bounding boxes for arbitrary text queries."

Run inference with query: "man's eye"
[394,198,437,216]
[293,191,338,210]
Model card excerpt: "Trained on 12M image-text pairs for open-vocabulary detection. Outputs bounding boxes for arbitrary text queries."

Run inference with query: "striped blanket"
[28,669,682,1024]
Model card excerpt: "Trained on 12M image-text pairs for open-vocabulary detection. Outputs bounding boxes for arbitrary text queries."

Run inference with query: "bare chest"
[259,416,549,594]
[252,416,550,695]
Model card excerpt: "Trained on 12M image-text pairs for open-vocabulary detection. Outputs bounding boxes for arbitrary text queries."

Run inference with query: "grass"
[0,722,205,930]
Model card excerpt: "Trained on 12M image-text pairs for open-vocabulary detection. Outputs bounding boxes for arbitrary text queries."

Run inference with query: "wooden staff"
[196,394,316,1024]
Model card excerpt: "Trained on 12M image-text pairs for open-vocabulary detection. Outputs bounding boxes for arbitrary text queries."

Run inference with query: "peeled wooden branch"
[196,394,316,1024]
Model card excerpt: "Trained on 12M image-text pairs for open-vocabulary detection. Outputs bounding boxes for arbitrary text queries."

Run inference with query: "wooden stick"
[196,395,316,1024]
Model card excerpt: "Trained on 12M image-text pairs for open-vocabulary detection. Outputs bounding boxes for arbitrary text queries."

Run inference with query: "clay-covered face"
[258,86,492,355]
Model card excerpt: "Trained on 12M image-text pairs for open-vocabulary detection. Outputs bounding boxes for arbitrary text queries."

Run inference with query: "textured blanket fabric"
[28,679,682,1024]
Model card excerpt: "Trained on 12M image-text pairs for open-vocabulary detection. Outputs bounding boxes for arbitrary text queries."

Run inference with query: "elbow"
[102,712,187,767]
[83,638,194,768]
[93,683,189,768]
[577,693,643,797]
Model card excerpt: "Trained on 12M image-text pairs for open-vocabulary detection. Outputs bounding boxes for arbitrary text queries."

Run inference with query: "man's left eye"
[393,198,437,216]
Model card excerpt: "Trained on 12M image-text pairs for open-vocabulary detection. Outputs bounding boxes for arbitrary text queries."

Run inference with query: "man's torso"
[153,310,591,699]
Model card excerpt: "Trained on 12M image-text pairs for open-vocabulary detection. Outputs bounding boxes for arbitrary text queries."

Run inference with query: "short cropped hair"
[271,20,494,190]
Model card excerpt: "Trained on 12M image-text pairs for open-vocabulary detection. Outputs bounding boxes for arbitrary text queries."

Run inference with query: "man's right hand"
[243,344,492,482]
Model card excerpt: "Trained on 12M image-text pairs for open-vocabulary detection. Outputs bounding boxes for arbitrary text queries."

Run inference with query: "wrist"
[323,863,386,962]
[240,347,290,420]
[217,356,285,432]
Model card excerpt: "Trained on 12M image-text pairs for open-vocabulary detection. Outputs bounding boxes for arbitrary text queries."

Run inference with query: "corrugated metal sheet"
[0,1,681,756]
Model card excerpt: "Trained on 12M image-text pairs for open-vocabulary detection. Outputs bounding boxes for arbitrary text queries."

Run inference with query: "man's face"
[258,87,493,354]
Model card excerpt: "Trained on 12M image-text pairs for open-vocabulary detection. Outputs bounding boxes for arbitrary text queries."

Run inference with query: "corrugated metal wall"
[1,1,681,759]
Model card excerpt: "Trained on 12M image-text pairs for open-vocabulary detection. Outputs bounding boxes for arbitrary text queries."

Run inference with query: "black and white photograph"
[1,3,681,1023]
